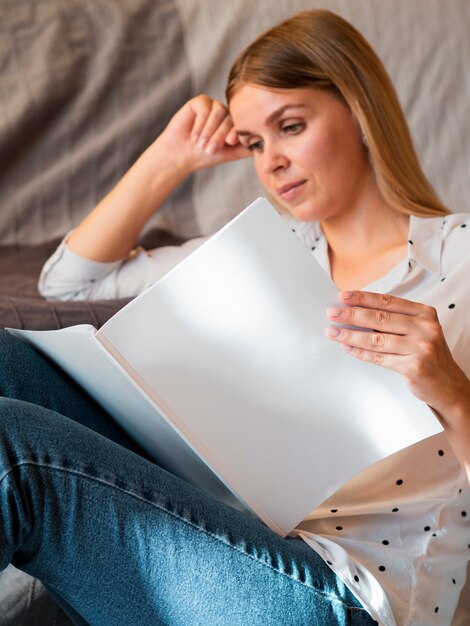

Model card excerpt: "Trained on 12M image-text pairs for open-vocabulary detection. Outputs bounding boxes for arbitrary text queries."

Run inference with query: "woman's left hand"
[325,290,470,416]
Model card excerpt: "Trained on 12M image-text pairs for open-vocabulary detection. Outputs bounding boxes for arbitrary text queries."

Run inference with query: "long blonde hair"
[226,10,449,217]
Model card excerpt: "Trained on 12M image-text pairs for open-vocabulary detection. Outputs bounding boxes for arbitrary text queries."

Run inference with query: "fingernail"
[327,307,342,318]
[326,326,341,337]
[340,291,353,300]
[198,137,207,149]
[342,344,353,351]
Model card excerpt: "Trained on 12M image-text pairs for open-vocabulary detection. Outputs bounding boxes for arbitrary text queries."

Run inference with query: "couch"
[0,1,469,624]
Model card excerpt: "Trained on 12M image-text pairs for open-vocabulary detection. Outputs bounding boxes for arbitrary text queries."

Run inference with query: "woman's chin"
[264,193,323,223]
[285,202,323,223]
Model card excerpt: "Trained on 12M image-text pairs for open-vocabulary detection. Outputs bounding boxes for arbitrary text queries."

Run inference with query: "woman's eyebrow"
[236,104,306,136]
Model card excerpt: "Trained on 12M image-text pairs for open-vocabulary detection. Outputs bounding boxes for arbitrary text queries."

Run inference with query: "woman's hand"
[325,290,467,410]
[326,290,470,478]
[67,95,250,263]
[156,95,250,175]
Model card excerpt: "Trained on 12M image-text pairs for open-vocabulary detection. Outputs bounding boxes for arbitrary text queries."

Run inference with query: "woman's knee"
[0,396,33,424]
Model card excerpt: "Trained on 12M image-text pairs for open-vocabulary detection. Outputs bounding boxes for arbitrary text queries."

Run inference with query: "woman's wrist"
[67,140,189,262]
[429,375,470,478]
[428,365,470,425]
[432,387,470,430]
[138,140,191,196]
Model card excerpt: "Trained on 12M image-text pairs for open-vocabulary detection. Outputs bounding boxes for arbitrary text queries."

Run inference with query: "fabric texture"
[0,0,195,246]
[0,239,129,329]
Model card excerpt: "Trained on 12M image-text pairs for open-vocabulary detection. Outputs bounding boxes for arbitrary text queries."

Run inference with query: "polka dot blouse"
[288,213,470,626]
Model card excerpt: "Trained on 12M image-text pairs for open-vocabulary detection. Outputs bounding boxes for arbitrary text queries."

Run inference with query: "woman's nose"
[261,143,289,174]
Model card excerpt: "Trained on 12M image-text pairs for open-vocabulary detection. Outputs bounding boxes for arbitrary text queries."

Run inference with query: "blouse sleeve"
[38,233,209,301]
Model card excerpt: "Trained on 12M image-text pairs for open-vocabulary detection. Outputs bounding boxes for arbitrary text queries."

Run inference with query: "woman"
[2,9,469,626]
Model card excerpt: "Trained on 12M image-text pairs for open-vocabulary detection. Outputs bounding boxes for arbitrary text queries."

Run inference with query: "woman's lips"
[277,180,307,201]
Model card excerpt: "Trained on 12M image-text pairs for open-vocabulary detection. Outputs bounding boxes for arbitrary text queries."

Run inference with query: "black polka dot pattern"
[290,213,469,623]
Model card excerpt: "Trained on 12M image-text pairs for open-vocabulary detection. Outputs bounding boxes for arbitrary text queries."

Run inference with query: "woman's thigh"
[0,329,148,456]
[0,398,375,626]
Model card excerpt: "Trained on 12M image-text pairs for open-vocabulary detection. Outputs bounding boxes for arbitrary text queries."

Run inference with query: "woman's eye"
[247,140,264,152]
[282,122,304,134]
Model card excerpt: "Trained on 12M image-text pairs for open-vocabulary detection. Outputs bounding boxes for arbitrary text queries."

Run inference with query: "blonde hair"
[226,10,449,218]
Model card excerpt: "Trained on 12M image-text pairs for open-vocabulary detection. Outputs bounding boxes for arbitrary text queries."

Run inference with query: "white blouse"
[290,212,470,626]
[38,212,470,626]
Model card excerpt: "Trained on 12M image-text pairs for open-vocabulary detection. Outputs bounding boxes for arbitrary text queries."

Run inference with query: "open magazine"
[8,197,442,536]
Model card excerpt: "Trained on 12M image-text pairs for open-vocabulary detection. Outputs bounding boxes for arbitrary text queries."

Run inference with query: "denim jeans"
[0,330,376,626]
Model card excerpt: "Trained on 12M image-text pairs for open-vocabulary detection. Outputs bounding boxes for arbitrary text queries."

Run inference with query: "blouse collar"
[284,213,446,291]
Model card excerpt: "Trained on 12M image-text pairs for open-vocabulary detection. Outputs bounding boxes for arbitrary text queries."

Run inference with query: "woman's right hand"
[154,95,251,175]
[66,95,249,264]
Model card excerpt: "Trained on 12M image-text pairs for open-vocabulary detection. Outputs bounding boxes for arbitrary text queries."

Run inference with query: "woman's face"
[229,84,373,223]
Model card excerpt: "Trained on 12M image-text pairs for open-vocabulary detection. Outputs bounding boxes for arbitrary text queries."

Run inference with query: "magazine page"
[96,197,442,536]
[7,324,238,508]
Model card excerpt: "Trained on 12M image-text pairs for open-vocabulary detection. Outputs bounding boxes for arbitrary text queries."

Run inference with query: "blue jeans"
[0,330,376,626]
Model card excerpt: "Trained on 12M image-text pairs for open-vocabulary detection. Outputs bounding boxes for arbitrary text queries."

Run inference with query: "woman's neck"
[322,201,410,290]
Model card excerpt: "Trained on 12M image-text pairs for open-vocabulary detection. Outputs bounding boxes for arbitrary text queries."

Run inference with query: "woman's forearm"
[66,96,249,263]
[67,141,188,262]
[430,385,470,483]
